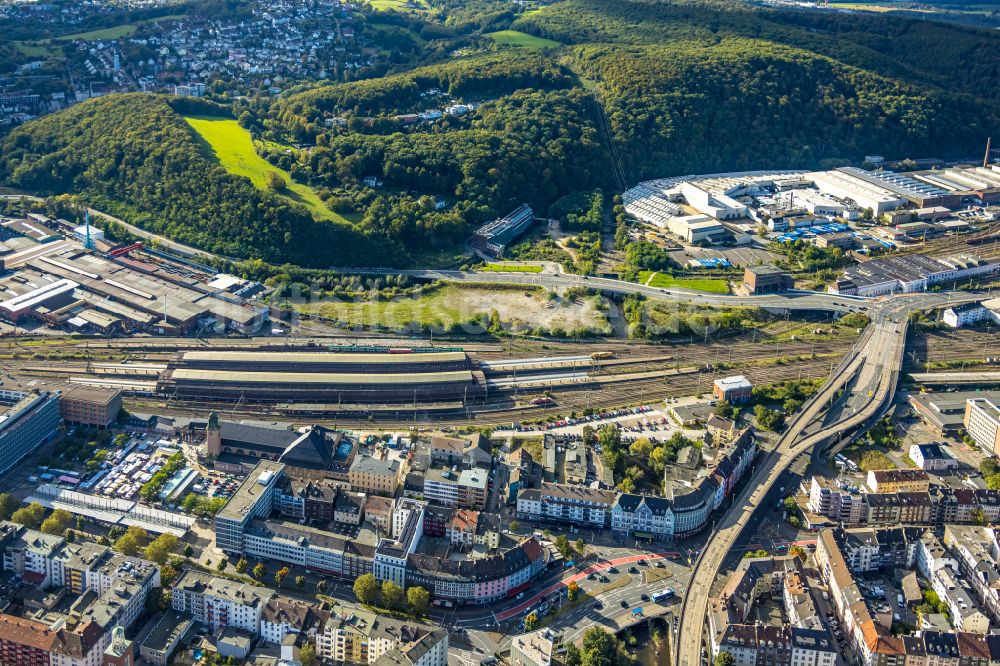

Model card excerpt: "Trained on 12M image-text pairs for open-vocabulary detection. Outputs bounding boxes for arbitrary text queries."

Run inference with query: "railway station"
[156,348,488,404]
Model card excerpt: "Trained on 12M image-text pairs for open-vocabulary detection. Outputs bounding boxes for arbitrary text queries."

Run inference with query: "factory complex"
[623,164,1000,255]
[0,213,268,335]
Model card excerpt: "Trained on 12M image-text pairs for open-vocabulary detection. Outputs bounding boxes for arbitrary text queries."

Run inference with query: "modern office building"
[214,461,285,554]
[0,391,61,477]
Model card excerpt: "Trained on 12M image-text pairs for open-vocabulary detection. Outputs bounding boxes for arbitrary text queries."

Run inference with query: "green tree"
[217,558,228,572]
[524,611,540,631]
[114,525,149,556]
[407,585,430,615]
[295,575,305,588]
[629,438,652,457]
[266,170,288,191]
[382,580,404,609]
[275,566,290,587]
[567,580,579,602]
[580,627,633,666]
[0,493,19,520]
[981,458,999,477]
[183,544,194,557]
[144,533,179,564]
[40,509,73,535]
[354,573,379,605]
[235,558,248,574]
[252,562,267,580]
[716,652,735,666]
[300,643,316,666]
[508,520,519,532]
[575,539,587,557]
[555,534,572,559]
[11,502,46,529]
[64,529,75,543]
[317,579,328,593]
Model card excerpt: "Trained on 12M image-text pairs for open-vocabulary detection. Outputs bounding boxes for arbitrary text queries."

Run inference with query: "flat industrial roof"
[169,369,474,385]
[180,350,467,364]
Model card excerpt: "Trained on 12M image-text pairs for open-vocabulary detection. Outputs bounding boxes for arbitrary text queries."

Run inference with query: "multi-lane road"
[674,291,975,666]
[338,267,871,313]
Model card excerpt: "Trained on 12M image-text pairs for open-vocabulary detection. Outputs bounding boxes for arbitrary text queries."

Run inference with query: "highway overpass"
[673,291,966,666]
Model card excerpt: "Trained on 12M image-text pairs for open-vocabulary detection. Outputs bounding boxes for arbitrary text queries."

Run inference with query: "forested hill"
[2,0,1000,268]
[0,94,391,267]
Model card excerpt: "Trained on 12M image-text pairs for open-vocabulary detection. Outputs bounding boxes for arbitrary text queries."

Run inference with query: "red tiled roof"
[0,614,57,652]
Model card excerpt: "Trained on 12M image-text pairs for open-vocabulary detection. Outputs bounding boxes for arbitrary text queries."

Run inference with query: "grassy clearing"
[406,247,472,269]
[481,263,544,273]
[367,0,429,11]
[56,24,138,40]
[183,116,347,224]
[54,14,187,41]
[14,42,63,57]
[295,283,610,333]
[370,21,427,45]
[486,30,562,49]
[638,271,730,294]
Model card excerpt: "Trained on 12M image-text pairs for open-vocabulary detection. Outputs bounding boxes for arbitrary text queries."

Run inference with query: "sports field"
[183,116,346,223]
[638,271,730,294]
[485,30,561,49]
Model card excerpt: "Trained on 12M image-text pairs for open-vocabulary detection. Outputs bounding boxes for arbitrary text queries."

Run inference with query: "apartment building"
[516,483,617,527]
[866,469,931,494]
[965,398,1000,457]
[422,466,487,509]
[942,525,1000,626]
[932,567,990,634]
[349,457,401,496]
[509,630,556,666]
[0,523,160,666]
[611,494,674,540]
[315,602,447,666]
[171,571,274,634]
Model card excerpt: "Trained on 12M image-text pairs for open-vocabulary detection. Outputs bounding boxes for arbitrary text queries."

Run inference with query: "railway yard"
[0,321,994,428]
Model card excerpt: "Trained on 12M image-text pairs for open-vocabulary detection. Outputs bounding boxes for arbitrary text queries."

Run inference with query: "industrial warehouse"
[623,163,1000,255]
[0,213,267,335]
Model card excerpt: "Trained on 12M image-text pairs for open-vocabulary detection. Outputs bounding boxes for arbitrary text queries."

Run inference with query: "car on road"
[593,601,602,610]
[641,594,650,602]
[608,567,619,574]
[587,573,595,580]
[655,562,665,568]
[516,592,525,600]
[620,600,629,608]
[629,566,638,574]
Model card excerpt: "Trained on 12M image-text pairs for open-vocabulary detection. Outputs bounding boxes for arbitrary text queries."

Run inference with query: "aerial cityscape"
[0,1,999,666]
